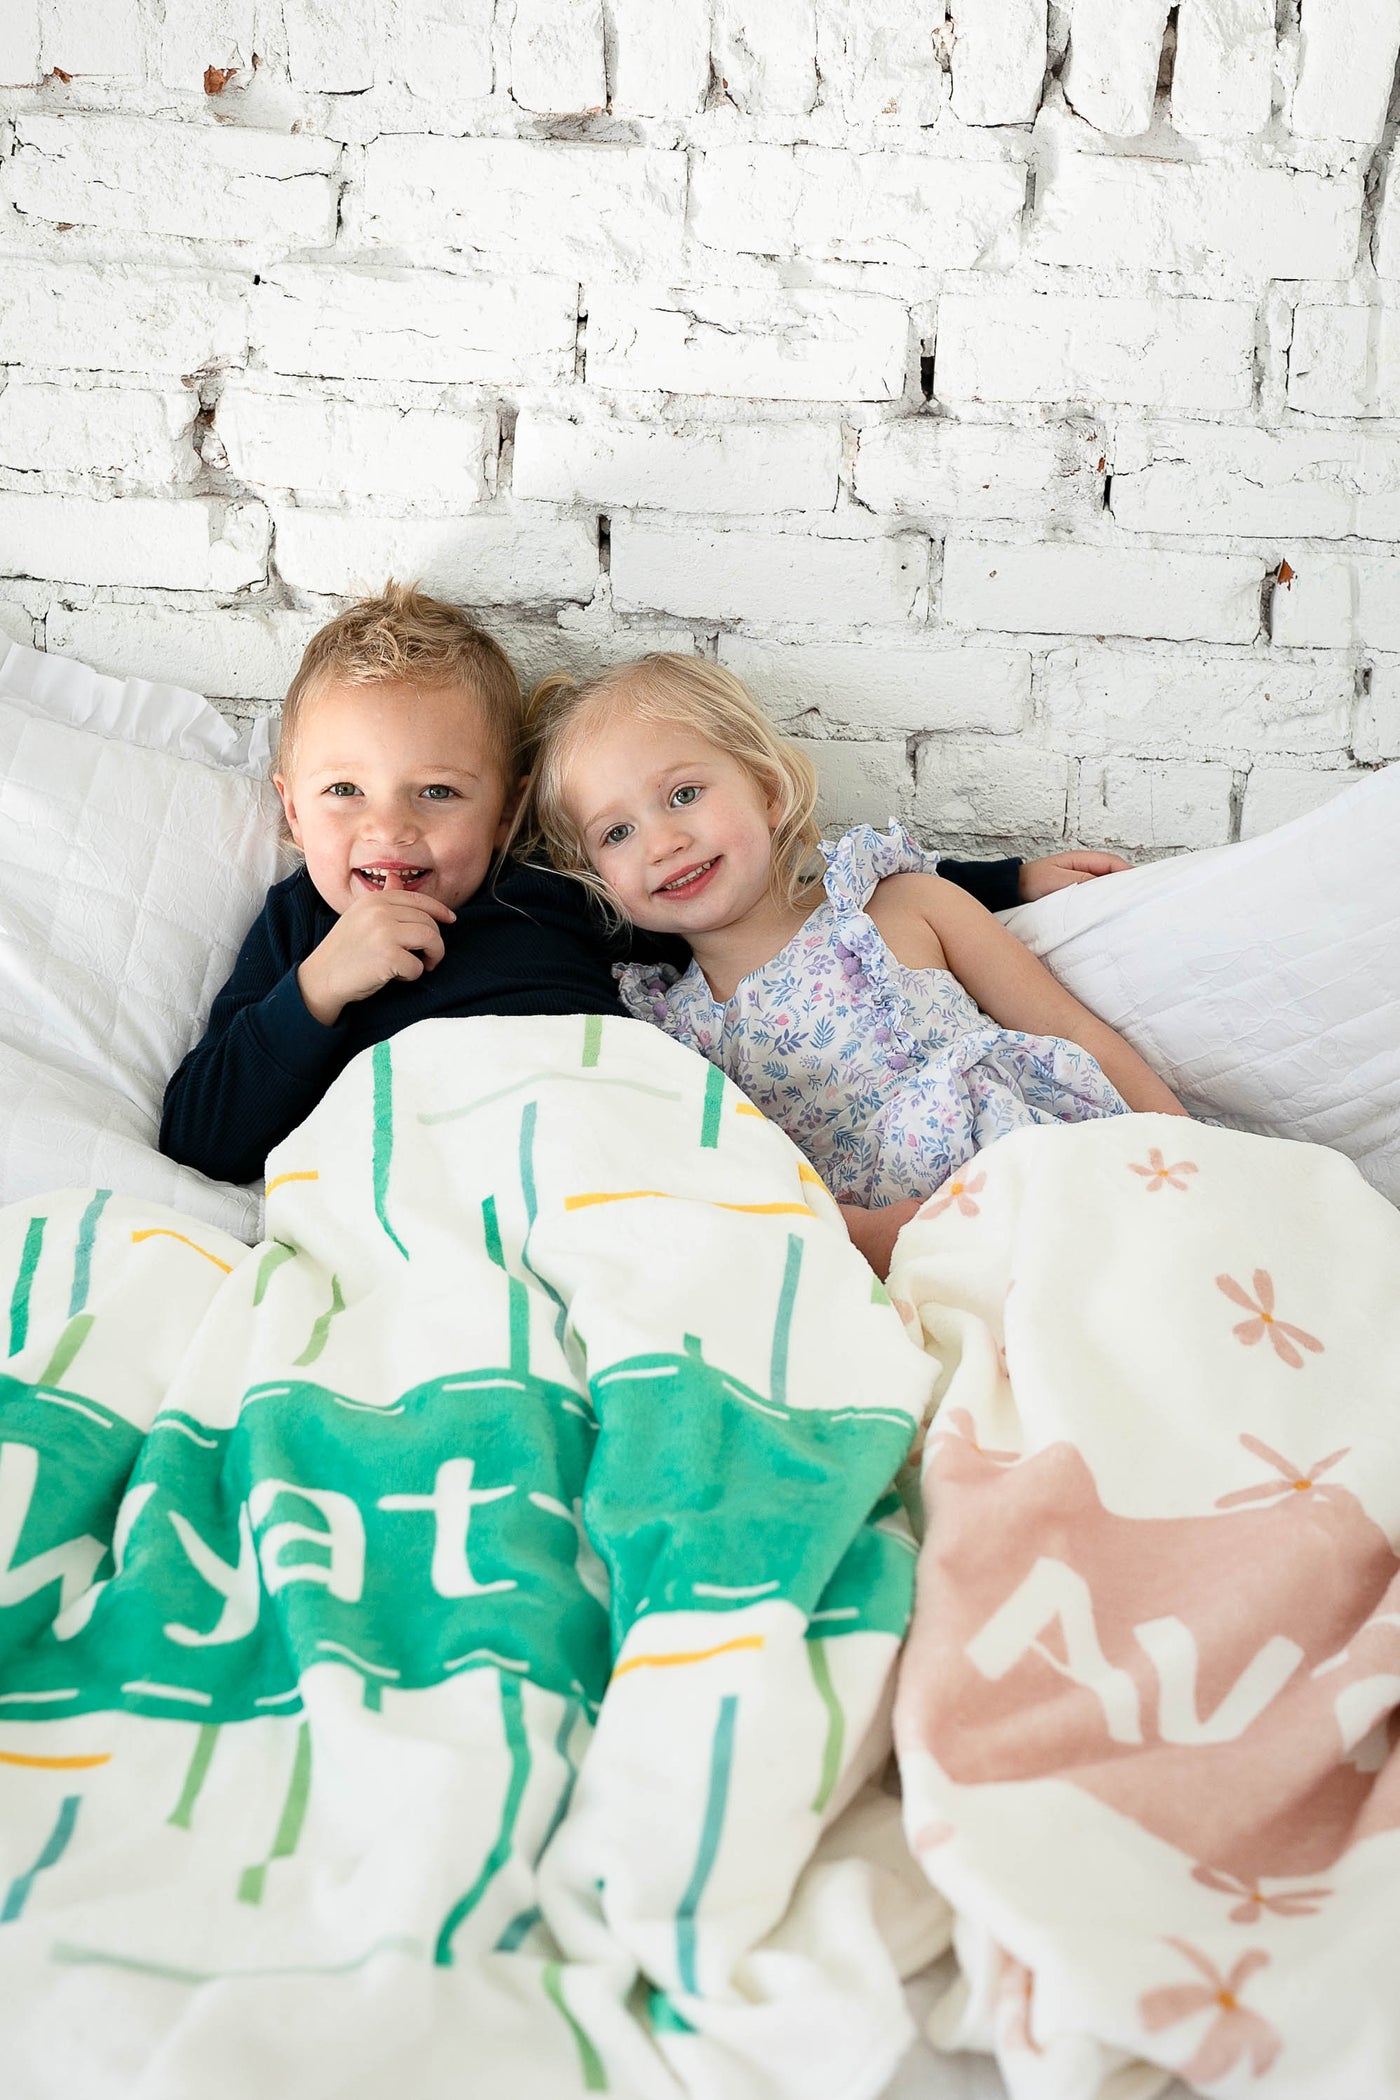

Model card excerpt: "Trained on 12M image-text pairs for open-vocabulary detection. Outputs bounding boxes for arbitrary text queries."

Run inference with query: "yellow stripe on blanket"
[129,1231,232,1273]
[0,1750,111,1771]
[265,1171,320,1198]
[565,1191,813,1219]
[613,1636,766,1680]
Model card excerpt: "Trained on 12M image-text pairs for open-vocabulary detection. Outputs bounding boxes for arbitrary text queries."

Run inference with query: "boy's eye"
[671,784,700,808]
[421,784,458,801]
[601,823,632,848]
[326,782,360,798]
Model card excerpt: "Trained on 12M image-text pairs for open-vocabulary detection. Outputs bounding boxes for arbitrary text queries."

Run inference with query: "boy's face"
[274,679,516,917]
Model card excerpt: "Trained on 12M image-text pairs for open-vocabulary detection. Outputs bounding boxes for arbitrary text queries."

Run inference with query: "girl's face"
[563,714,779,935]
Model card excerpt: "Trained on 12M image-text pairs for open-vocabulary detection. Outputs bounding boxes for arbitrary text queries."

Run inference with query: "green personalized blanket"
[0,1015,937,2100]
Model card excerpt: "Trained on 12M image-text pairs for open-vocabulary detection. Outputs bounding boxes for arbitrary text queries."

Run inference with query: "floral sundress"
[615,823,1129,1207]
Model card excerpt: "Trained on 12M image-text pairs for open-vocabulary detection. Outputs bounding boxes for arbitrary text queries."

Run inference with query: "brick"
[511,0,605,111]
[41,0,141,75]
[391,1,494,100]
[1040,645,1353,756]
[154,0,254,92]
[942,539,1263,643]
[44,604,324,703]
[1171,0,1273,137]
[512,413,841,513]
[588,285,910,403]
[492,614,700,699]
[1357,664,1400,762]
[717,636,1030,735]
[855,419,1097,524]
[1288,305,1400,418]
[814,0,948,126]
[282,0,378,92]
[0,0,40,83]
[361,137,685,276]
[1270,555,1400,652]
[950,0,1046,126]
[611,0,709,114]
[691,147,1025,268]
[934,293,1254,413]
[790,738,911,833]
[1032,157,1362,281]
[1241,765,1366,838]
[1110,422,1400,539]
[270,509,599,607]
[612,523,928,627]
[1078,758,1234,849]
[1061,0,1171,135]
[1,114,339,248]
[216,384,489,505]
[0,260,246,377]
[0,601,36,647]
[913,740,1069,842]
[714,0,818,115]
[0,381,198,483]
[0,494,268,590]
[1289,0,1400,145]
[252,267,577,386]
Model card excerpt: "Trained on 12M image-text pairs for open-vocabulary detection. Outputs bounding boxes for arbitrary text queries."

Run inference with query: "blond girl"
[523,656,1184,1277]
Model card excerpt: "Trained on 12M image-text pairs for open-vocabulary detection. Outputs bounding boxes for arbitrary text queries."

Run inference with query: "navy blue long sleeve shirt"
[160,851,1023,1187]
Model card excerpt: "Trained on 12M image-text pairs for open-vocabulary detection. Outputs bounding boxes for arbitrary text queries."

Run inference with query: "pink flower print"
[1140,1942,1281,2084]
[1215,1434,1349,1511]
[1217,1270,1325,1369]
[995,1953,1043,2057]
[921,1171,985,1220]
[935,1407,1019,1467]
[1191,1865,1332,1925]
[1129,1148,1198,1192]
[912,1818,954,1850]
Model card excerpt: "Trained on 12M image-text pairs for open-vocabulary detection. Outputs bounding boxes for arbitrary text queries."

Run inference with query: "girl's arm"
[877,874,1188,1117]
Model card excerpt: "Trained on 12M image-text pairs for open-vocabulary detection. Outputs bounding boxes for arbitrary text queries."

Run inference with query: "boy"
[160,583,1123,1187]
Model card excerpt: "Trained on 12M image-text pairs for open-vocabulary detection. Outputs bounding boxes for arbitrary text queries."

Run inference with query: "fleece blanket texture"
[890,1113,1400,2100]
[0,1014,940,2100]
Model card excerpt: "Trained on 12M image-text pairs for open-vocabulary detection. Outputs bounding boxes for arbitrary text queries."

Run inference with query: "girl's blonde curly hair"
[517,654,822,919]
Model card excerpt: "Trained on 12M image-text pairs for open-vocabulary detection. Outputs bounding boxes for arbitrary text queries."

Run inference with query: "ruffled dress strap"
[818,820,941,914]
[816,823,945,1077]
[614,958,683,1028]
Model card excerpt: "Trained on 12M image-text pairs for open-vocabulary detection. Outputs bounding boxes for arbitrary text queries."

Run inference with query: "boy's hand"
[837,1196,923,1283]
[1019,850,1130,902]
[296,874,457,1027]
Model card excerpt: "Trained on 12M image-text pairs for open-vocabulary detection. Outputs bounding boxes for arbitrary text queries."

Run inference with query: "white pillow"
[1001,763,1400,1204]
[0,640,283,1241]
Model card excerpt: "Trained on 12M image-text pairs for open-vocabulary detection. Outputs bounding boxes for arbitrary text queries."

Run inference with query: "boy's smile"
[274,678,516,917]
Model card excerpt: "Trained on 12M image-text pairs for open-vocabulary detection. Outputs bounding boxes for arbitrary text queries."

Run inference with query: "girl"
[522,656,1186,1278]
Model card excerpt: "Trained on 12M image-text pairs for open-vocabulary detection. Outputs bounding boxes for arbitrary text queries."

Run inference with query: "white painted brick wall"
[690,148,1026,268]
[934,294,1256,412]
[587,286,910,402]
[0,4,1391,861]
[610,523,928,628]
[1171,0,1274,138]
[1,114,340,247]
[512,413,840,514]
[942,539,1264,644]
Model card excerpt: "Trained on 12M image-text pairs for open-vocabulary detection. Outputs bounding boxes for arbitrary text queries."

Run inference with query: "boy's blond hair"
[278,581,522,781]
[520,654,821,915]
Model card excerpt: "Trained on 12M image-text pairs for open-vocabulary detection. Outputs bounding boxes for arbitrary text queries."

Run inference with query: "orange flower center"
[950,1182,963,1196]
[1217,1990,1237,2012]
[1261,1312,1273,1324]
[1293,1479,1311,1492]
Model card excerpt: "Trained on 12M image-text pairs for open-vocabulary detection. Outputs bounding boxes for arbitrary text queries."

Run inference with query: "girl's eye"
[601,823,632,848]
[326,782,360,798]
[421,784,457,801]
[671,784,700,807]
